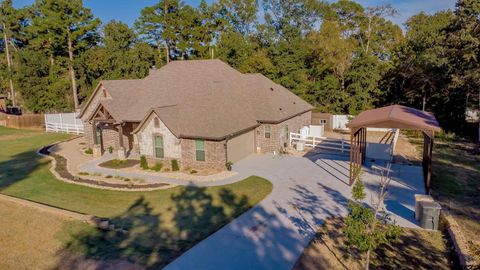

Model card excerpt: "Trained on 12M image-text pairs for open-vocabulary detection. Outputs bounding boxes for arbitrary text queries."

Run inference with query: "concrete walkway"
[74,143,425,270]
[163,153,424,270]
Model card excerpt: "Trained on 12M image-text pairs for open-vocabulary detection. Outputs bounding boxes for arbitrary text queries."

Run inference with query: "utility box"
[414,194,434,221]
[420,201,442,230]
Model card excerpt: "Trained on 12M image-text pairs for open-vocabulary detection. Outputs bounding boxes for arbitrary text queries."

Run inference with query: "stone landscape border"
[37,143,173,191]
[441,213,479,269]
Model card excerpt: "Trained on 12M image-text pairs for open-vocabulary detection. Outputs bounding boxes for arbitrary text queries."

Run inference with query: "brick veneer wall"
[255,111,311,153]
[181,139,226,170]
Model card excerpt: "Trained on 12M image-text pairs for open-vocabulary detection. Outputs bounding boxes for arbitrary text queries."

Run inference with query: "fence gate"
[45,112,84,134]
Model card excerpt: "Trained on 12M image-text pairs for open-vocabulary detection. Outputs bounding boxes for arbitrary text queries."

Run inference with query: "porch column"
[92,120,98,145]
[117,122,126,160]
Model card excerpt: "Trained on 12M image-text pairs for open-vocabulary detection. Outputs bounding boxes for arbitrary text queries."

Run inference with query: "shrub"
[105,175,113,178]
[78,172,89,176]
[85,148,93,155]
[171,159,179,171]
[107,146,113,153]
[140,155,148,170]
[151,162,163,172]
[226,161,233,171]
[190,170,198,174]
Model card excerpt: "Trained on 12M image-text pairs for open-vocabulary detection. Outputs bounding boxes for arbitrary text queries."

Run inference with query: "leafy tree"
[445,0,480,134]
[216,0,258,35]
[344,170,401,270]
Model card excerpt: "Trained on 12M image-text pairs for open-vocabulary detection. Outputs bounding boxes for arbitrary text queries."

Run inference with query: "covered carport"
[346,105,441,194]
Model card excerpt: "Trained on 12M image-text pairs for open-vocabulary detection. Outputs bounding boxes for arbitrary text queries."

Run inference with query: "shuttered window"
[195,140,205,161]
[154,135,164,158]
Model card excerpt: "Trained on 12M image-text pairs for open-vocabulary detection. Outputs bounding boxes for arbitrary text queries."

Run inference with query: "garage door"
[227,130,255,163]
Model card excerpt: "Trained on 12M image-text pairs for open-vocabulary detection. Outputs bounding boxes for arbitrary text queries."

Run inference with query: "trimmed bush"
[107,146,113,153]
[140,155,148,170]
[190,170,198,174]
[226,161,233,171]
[151,162,163,172]
[84,148,93,155]
[171,159,179,171]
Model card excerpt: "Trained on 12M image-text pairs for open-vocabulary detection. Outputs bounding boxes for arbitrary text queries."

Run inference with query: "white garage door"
[227,130,255,163]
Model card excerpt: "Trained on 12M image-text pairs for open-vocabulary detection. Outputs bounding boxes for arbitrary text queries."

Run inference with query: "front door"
[96,126,103,150]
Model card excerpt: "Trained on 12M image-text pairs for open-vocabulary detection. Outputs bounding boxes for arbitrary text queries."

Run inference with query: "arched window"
[154,117,160,128]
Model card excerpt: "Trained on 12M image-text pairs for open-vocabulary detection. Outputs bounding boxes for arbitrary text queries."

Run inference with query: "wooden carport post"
[422,131,434,194]
[349,127,366,185]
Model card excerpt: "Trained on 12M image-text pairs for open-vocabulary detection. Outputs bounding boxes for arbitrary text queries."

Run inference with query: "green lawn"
[0,127,273,268]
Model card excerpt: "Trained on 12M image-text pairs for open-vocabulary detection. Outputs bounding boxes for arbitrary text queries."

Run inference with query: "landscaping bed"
[39,145,169,190]
[98,159,140,169]
[293,218,455,270]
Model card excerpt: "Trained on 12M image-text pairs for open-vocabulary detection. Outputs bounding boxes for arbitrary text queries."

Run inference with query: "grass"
[0,127,273,268]
[98,159,139,169]
[0,199,92,270]
[405,131,480,264]
[293,218,453,270]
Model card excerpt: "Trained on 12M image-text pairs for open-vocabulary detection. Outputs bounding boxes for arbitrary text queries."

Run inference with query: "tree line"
[0,0,478,133]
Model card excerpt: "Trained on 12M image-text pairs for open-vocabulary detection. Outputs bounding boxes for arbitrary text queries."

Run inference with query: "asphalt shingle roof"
[86,59,313,140]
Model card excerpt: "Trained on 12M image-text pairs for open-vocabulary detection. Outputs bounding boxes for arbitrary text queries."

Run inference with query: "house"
[79,59,313,170]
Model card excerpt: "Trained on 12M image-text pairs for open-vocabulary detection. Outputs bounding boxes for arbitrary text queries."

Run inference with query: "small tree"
[343,166,401,270]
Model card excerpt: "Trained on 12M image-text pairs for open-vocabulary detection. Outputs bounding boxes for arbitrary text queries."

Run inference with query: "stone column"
[117,123,126,160]
[93,144,102,158]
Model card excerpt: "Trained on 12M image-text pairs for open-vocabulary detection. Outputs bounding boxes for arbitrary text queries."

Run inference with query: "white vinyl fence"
[332,114,392,132]
[332,115,351,130]
[45,112,84,134]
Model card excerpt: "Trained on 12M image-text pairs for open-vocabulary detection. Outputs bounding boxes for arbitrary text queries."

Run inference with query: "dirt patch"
[293,218,454,270]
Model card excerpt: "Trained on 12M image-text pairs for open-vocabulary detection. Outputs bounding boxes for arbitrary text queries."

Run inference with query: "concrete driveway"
[165,153,424,270]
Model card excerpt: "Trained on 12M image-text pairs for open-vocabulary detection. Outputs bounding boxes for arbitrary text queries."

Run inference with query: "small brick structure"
[255,111,312,154]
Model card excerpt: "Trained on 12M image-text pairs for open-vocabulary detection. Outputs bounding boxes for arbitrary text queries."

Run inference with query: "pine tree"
[32,0,100,110]
[0,0,23,107]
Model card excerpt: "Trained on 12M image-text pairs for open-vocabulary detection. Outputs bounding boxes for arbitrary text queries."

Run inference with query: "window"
[319,119,327,124]
[154,135,164,158]
[154,117,160,128]
[195,140,205,161]
[264,125,271,139]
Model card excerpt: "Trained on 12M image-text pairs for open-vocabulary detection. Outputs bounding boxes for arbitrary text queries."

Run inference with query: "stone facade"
[135,114,181,160]
[255,111,311,154]
[181,139,226,170]
[81,85,111,146]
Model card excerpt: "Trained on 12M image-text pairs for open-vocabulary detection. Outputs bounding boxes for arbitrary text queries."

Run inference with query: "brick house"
[79,60,313,170]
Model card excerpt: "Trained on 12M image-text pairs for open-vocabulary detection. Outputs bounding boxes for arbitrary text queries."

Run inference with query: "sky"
[13,0,457,28]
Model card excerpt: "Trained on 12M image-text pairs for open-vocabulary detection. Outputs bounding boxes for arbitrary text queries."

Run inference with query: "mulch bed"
[39,145,169,190]
[98,159,139,169]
